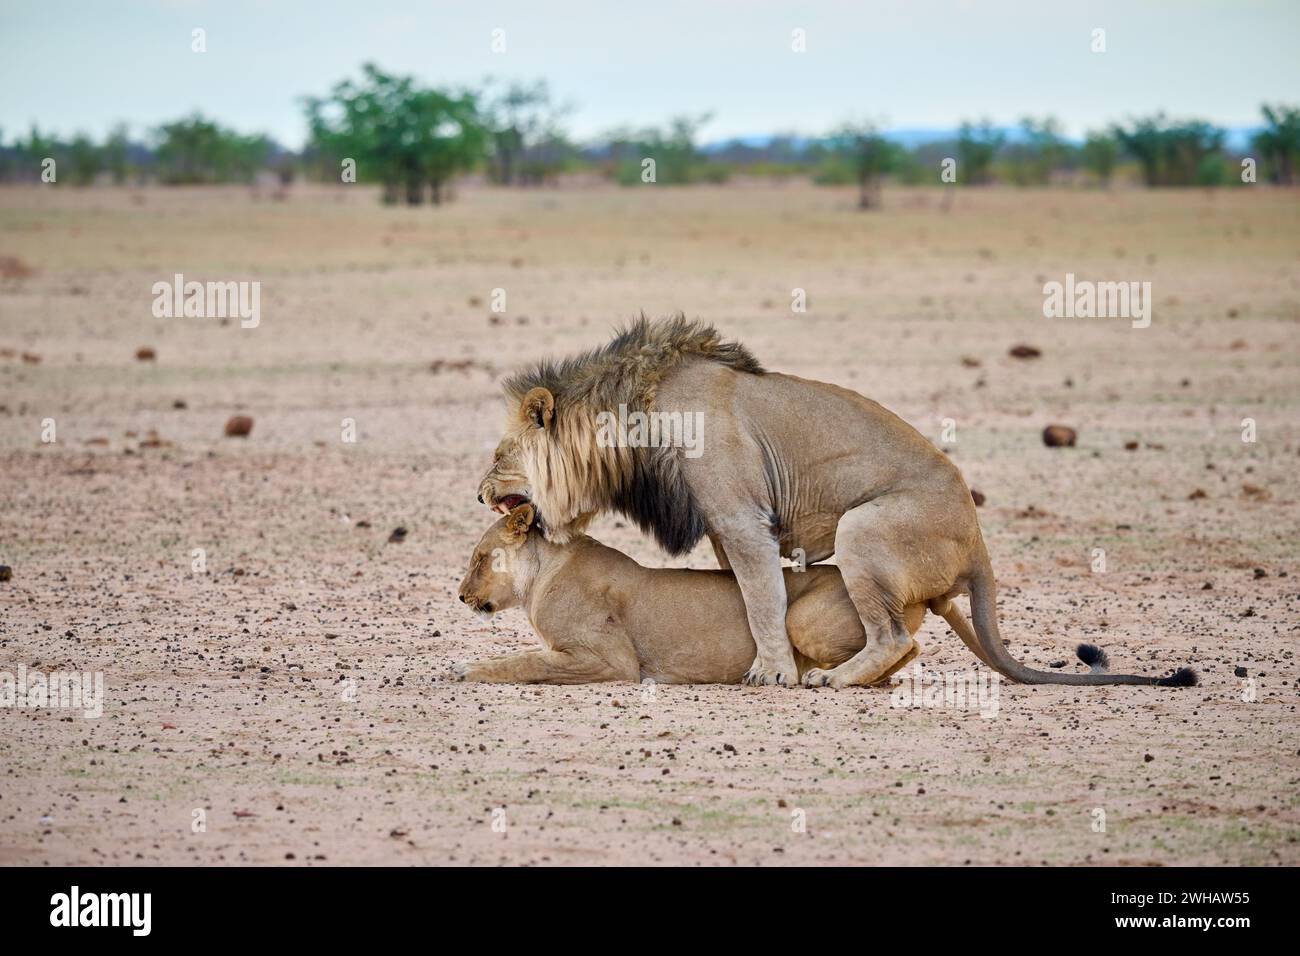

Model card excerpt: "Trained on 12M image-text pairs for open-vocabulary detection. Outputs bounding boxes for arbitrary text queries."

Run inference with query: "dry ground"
[0,182,1297,866]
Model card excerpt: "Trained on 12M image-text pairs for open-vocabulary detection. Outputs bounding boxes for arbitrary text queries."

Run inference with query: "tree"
[16,125,59,183]
[826,122,898,209]
[103,123,131,184]
[1252,104,1300,185]
[483,80,574,186]
[304,63,486,205]
[957,120,1005,185]
[414,89,486,203]
[66,133,101,186]
[154,114,272,184]
[1115,114,1226,186]
[1081,131,1119,186]
[607,113,717,185]
[1003,116,1068,186]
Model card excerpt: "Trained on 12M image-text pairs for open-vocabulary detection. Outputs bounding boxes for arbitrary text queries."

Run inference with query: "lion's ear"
[504,503,536,540]
[519,387,554,430]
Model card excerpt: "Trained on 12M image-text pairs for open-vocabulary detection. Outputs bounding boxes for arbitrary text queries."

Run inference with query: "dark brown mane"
[503,313,764,409]
[503,315,763,555]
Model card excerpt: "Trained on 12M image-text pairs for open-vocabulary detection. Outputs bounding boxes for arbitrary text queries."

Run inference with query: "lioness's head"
[477,385,606,544]
[457,503,538,618]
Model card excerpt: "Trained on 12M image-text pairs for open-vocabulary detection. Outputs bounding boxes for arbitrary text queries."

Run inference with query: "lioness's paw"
[743,662,799,687]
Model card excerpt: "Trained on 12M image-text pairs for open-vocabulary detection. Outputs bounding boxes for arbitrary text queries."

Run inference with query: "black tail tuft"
[1155,667,1198,688]
[1076,643,1110,670]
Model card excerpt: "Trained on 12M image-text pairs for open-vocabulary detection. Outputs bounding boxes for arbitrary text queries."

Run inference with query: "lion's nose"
[458,593,466,603]
[477,493,484,504]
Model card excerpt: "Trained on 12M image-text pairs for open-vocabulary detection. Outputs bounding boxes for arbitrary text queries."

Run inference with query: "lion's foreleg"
[707,532,731,570]
[716,523,799,686]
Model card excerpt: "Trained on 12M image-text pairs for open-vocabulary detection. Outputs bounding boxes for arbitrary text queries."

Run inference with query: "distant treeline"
[2,63,1296,206]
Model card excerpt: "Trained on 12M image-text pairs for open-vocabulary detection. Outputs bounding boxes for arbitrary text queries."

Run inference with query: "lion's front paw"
[743,659,799,687]
[803,666,855,689]
[801,667,832,688]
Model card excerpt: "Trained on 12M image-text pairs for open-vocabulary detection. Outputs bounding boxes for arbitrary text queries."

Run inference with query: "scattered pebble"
[224,415,254,437]
[1042,425,1077,447]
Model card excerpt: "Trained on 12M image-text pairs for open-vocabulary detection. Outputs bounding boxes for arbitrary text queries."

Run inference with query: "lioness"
[454,503,957,684]
[477,316,1195,689]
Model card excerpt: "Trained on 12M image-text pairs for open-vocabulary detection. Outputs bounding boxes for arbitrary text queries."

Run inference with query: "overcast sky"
[2,0,1297,146]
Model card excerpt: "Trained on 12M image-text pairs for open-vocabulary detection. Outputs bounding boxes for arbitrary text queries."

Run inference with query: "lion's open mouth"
[494,494,530,514]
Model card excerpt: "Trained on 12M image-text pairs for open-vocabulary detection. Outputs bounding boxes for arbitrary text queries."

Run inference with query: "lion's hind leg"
[790,571,926,688]
[803,499,961,689]
[785,575,867,670]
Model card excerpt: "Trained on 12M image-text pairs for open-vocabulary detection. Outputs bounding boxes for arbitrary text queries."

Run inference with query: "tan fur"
[479,316,1192,690]
[454,506,950,685]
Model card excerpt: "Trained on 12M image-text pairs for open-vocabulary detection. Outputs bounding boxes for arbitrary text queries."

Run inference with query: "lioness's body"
[455,508,936,684]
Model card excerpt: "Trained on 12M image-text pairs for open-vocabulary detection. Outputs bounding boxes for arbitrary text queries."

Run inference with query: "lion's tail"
[960,549,1197,687]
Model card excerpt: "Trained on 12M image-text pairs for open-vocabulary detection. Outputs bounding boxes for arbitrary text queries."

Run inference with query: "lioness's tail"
[962,552,1197,687]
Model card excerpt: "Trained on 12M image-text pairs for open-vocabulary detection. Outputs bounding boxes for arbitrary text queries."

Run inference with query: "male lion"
[477,316,1196,690]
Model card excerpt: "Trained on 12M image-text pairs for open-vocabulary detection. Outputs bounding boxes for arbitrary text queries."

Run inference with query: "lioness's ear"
[519,387,554,430]
[504,503,536,540]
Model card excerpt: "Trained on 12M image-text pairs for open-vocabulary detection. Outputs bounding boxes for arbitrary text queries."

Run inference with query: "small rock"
[1187,488,1207,500]
[1143,754,1154,763]
[1042,425,1077,447]
[0,565,11,582]
[970,489,986,507]
[1123,440,1139,451]
[1253,568,1267,579]
[1234,666,1248,678]
[135,347,156,361]
[1008,344,1041,359]
[1048,660,1066,668]
[0,255,35,279]
[224,415,254,437]
[388,527,408,543]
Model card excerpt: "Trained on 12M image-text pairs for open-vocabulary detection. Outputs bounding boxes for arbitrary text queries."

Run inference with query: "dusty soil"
[0,183,1297,866]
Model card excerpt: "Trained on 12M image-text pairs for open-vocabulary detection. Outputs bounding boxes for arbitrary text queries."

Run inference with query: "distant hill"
[702,126,1264,154]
